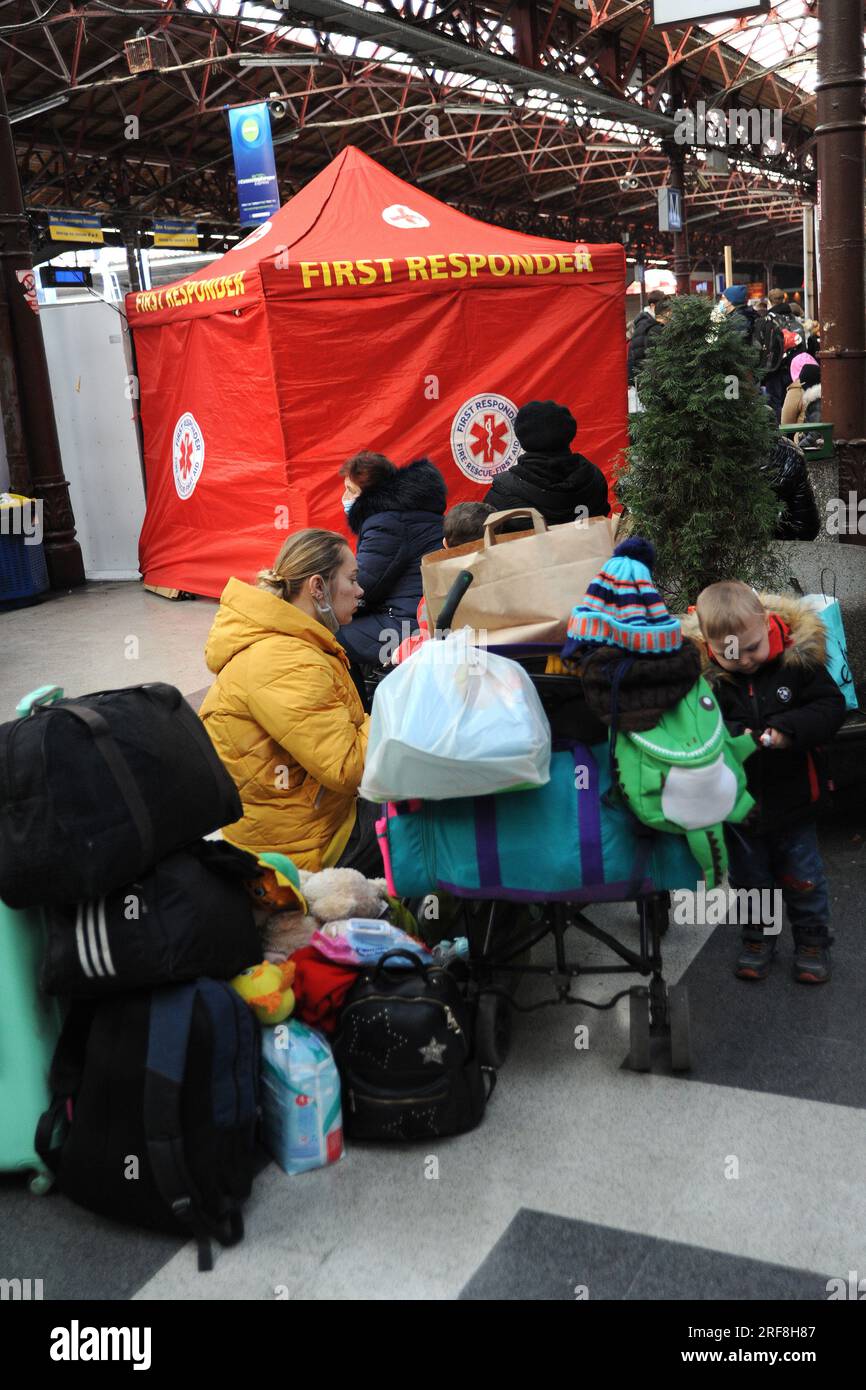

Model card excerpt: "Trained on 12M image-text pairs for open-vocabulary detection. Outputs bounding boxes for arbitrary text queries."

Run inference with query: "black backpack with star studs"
[333,950,494,1140]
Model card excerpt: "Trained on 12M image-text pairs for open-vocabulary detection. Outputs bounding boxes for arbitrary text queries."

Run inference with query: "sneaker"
[793,943,831,985]
[735,938,776,980]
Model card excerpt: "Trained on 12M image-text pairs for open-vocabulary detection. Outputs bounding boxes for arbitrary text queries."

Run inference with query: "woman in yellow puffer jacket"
[200,530,376,872]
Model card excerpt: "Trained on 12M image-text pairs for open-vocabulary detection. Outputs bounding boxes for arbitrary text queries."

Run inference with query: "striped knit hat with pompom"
[561,537,682,658]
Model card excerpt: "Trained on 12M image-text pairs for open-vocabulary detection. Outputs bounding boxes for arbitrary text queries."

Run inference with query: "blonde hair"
[696,580,765,640]
[257,529,350,602]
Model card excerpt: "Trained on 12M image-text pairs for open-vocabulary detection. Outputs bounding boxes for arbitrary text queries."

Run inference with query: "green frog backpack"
[612,676,756,888]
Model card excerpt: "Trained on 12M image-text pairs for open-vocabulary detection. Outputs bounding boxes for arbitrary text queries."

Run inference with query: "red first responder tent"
[127,145,627,598]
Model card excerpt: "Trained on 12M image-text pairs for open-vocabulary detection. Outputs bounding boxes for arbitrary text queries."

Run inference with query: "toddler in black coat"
[686,581,845,984]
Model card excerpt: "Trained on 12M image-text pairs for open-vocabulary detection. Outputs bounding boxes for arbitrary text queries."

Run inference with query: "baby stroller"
[381,570,694,1075]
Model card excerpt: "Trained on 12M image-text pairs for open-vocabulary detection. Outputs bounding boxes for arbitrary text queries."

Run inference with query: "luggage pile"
[228,856,497,1151]
[0,682,262,1270]
[0,683,498,1271]
[257,934,494,1153]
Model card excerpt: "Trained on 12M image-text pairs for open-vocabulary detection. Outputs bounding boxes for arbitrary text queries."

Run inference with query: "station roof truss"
[1,0,840,262]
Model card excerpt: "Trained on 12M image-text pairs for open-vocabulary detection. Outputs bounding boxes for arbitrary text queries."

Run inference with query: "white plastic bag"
[360,629,551,801]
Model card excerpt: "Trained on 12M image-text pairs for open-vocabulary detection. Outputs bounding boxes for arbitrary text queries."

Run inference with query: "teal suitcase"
[0,687,65,1191]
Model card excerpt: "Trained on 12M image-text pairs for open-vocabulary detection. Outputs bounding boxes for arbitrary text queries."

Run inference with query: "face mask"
[342,495,355,516]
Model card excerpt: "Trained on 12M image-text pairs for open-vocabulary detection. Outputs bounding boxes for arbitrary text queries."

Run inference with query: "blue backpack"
[37,979,259,1271]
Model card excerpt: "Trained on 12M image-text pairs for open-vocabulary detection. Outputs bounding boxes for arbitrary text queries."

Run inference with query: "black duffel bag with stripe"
[40,841,262,997]
[0,683,242,908]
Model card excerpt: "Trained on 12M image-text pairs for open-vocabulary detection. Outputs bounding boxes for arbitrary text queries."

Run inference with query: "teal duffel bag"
[375,742,702,902]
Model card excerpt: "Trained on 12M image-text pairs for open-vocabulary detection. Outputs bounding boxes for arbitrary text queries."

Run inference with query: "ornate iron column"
[0,231,29,496]
[0,73,84,586]
[816,0,866,543]
[663,138,690,296]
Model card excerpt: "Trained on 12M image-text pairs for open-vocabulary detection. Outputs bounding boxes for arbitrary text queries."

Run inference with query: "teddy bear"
[264,866,392,962]
[244,852,393,963]
[243,851,420,962]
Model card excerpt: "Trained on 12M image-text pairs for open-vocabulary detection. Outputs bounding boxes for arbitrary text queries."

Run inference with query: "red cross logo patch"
[171,412,205,499]
[451,393,520,483]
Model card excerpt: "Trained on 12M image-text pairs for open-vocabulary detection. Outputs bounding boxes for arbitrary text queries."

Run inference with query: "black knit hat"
[514,400,577,454]
[576,640,702,732]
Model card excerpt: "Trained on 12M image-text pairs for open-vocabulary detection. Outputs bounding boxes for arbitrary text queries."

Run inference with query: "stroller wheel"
[627,987,651,1072]
[669,983,692,1072]
[475,991,512,1070]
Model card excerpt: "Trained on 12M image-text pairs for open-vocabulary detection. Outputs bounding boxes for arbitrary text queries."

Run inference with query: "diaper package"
[260,1020,344,1176]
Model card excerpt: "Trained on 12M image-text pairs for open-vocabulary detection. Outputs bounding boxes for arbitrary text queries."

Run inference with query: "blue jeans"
[725,821,832,946]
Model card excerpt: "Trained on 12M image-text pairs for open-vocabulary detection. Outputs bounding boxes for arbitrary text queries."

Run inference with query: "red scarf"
[765,612,792,661]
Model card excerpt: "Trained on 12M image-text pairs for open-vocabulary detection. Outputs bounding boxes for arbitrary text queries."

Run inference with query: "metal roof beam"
[279,0,676,133]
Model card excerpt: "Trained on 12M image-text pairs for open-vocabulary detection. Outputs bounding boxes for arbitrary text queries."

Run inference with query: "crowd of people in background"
[627,282,821,430]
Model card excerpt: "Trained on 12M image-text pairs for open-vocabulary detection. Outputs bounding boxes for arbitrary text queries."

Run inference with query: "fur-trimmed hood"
[681,592,827,677]
[347,457,446,534]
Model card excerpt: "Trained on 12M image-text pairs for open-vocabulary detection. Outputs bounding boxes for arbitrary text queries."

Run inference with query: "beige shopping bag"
[422,507,620,645]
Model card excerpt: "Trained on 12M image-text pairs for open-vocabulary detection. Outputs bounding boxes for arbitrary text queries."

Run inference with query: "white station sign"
[652,0,768,26]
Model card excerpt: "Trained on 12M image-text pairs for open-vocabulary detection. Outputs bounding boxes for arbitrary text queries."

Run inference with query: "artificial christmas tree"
[617,295,781,609]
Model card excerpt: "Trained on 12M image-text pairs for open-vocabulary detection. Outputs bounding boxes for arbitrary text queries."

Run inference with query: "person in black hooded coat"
[627,292,669,385]
[483,400,609,529]
[336,451,447,667]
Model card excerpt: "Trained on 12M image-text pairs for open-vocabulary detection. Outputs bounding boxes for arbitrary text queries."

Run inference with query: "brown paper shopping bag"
[422,507,620,645]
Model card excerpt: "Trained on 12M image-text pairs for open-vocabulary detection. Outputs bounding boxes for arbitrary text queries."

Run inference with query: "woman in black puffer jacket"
[484,400,609,529]
[337,451,447,668]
